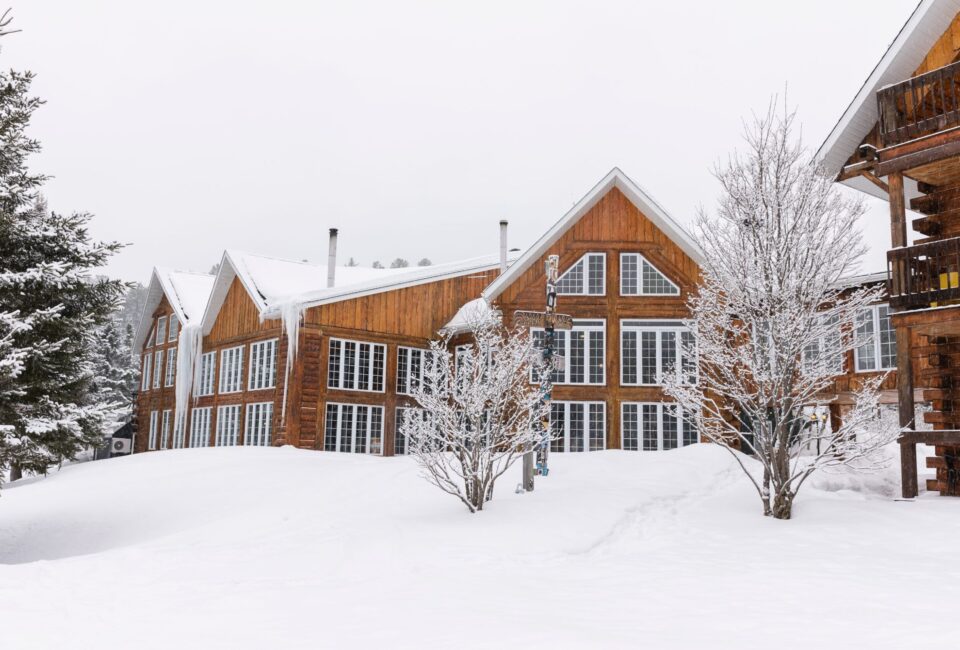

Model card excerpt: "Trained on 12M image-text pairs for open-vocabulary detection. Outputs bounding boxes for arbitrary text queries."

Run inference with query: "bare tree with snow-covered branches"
[400,308,549,513]
[663,103,900,520]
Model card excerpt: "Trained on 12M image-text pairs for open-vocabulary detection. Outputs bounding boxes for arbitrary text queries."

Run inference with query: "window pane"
[339,405,353,452]
[587,254,604,295]
[642,405,659,451]
[549,402,565,453]
[589,331,604,384]
[622,330,637,384]
[324,404,338,451]
[855,309,876,371]
[660,331,677,383]
[355,406,368,453]
[556,259,584,295]
[878,306,897,370]
[640,332,657,384]
[621,254,638,295]
[569,331,585,384]
[569,403,585,452]
[328,340,342,388]
[640,259,679,295]
[662,405,678,450]
[589,403,605,451]
[343,342,356,390]
[622,404,638,450]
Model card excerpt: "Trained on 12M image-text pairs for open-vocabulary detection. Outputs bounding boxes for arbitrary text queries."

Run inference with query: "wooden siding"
[135,295,179,453]
[207,277,279,345]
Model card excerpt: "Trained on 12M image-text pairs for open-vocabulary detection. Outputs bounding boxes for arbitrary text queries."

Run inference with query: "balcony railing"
[877,59,960,148]
[887,236,960,309]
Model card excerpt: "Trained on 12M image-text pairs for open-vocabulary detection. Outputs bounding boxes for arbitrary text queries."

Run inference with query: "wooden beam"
[889,171,907,248]
[898,430,960,445]
[900,440,919,498]
[876,126,960,177]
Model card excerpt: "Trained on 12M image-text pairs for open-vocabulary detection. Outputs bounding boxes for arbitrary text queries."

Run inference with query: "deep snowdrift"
[0,445,956,649]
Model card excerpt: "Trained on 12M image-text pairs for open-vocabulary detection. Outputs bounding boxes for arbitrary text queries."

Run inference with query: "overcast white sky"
[3,0,921,282]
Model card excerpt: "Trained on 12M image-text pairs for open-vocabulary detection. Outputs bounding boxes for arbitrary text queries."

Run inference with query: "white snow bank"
[0,446,957,650]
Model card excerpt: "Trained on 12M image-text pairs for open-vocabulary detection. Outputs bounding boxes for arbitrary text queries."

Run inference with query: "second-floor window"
[802,315,842,375]
[164,348,177,387]
[555,253,605,295]
[152,350,163,389]
[219,346,244,394]
[248,339,278,390]
[156,316,167,345]
[855,304,896,372]
[141,353,152,391]
[197,352,216,396]
[621,320,697,386]
[531,319,605,385]
[397,346,428,395]
[168,314,179,342]
[620,253,679,296]
[328,338,386,392]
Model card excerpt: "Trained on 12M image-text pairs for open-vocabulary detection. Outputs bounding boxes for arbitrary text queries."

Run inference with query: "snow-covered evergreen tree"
[372,260,384,269]
[88,318,139,434]
[417,258,431,267]
[390,258,410,269]
[0,68,125,483]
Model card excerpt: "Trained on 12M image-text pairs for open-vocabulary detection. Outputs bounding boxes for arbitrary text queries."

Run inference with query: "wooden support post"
[900,440,919,499]
[889,172,908,297]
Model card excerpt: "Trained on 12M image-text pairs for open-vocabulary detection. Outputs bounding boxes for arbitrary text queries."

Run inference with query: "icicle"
[276,300,305,421]
[174,322,203,432]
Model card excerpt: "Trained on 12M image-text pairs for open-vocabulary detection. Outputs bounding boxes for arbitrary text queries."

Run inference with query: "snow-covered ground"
[0,445,956,649]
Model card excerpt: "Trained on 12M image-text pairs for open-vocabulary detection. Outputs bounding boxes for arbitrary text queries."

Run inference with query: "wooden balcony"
[878,60,960,148]
[887,235,960,309]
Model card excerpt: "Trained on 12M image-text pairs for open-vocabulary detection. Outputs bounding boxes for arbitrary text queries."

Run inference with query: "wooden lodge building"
[819,0,960,496]
[133,168,903,462]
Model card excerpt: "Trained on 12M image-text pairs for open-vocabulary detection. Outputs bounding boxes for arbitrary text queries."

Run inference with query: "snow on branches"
[400,308,549,513]
[663,104,900,520]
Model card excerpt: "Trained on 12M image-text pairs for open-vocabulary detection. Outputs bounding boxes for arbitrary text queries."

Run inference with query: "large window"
[197,352,216,396]
[190,407,212,447]
[324,403,384,454]
[620,253,680,296]
[173,414,185,449]
[148,410,158,450]
[215,404,241,446]
[156,316,167,345]
[531,319,605,385]
[547,401,606,452]
[397,346,428,395]
[855,304,896,372]
[152,350,163,389]
[248,339,278,391]
[555,253,605,295]
[219,346,244,394]
[141,353,152,391]
[168,314,179,342]
[164,348,177,387]
[621,320,696,386]
[245,402,273,446]
[622,403,698,451]
[161,410,171,449]
[327,339,386,392]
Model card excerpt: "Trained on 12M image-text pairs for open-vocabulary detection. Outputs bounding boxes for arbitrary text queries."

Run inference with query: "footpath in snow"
[0,444,957,650]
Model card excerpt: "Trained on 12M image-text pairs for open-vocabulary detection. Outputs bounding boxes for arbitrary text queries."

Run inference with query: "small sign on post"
[514,310,574,330]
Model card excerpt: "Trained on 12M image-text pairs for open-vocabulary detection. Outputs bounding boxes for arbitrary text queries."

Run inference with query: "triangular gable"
[816,0,960,200]
[133,268,215,352]
[621,253,680,296]
[482,167,702,302]
[555,252,605,296]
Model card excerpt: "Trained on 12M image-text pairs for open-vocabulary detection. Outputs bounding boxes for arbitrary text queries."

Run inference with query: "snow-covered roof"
[134,268,216,351]
[816,0,960,200]
[482,168,703,302]
[441,297,495,335]
[833,271,889,290]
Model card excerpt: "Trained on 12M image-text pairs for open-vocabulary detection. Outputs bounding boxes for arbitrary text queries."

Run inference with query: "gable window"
[197,352,216,396]
[148,411,159,450]
[161,410,172,449]
[173,414,186,449]
[327,338,386,392]
[530,319,605,385]
[248,339,278,391]
[164,348,177,387]
[245,402,273,446]
[219,346,244,394]
[855,304,896,372]
[141,353,152,392]
[547,401,605,452]
[802,315,842,375]
[156,316,167,345]
[324,403,384,454]
[622,403,698,451]
[555,253,605,296]
[620,253,680,296]
[168,314,179,342]
[215,404,241,446]
[189,407,212,447]
[621,320,697,386]
[153,350,163,389]
[397,346,428,395]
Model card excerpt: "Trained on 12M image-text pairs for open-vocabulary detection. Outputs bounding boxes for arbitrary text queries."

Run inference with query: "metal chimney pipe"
[327,228,338,288]
[499,220,508,273]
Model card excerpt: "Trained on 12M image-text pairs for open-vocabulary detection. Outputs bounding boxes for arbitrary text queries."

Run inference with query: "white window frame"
[248,339,278,391]
[854,304,897,373]
[148,410,158,450]
[152,350,163,389]
[244,402,273,447]
[323,402,385,454]
[530,319,606,386]
[620,319,697,386]
[164,348,177,387]
[155,316,167,346]
[548,401,606,452]
[168,314,179,342]
[215,404,241,446]
[396,346,429,395]
[197,351,216,397]
[218,346,244,394]
[619,253,680,296]
[141,353,152,391]
[555,252,606,296]
[189,407,212,447]
[327,338,386,393]
[802,314,843,376]
[160,410,171,449]
[621,402,698,451]
[173,414,186,449]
